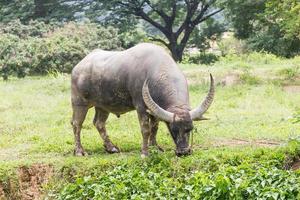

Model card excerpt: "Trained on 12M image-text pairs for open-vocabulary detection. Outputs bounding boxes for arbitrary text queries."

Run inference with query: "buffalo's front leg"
[71,105,88,156]
[93,107,120,153]
[137,111,151,157]
[149,116,164,152]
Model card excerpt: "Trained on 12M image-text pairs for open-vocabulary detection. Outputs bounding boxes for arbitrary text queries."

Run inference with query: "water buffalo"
[71,43,214,157]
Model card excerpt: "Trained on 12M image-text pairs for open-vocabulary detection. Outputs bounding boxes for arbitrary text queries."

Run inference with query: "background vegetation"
[0,0,300,199]
[0,21,120,80]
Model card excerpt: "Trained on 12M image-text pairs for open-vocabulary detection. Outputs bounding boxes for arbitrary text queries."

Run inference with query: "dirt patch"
[0,183,5,200]
[212,138,280,148]
[291,159,300,171]
[0,144,30,162]
[18,164,53,200]
[219,74,240,86]
[283,85,300,93]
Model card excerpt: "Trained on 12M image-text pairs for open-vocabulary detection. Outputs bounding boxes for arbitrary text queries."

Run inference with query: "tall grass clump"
[278,66,299,80]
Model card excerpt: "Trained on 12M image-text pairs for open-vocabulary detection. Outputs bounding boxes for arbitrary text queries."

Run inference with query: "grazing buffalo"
[71,43,214,157]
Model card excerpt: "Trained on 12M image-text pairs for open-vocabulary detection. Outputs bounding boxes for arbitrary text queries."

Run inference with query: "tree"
[225,0,300,57]
[264,0,300,40]
[0,0,76,23]
[102,0,224,61]
[224,0,265,39]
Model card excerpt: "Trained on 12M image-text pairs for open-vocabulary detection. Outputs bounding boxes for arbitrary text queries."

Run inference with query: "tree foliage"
[225,0,300,57]
[1,0,300,61]
[0,0,77,23]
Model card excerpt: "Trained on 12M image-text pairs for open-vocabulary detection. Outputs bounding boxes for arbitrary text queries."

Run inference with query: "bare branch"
[198,8,224,23]
[175,0,200,38]
[137,10,169,35]
[192,0,223,25]
[170,0,177,21]
[115,0,169,35]
[191,3,210,26]
[148,36,169,47]
[179,27,193,48]
[144,0,170,22]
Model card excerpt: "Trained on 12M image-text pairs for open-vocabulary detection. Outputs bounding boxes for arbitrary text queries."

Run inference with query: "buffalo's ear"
[193,116,210,121]
[146,109,154,115]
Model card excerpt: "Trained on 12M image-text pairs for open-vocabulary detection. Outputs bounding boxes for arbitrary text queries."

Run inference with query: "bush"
[218,33,248,56]
[219,52,282,65]
[0,21,121,80]
[0,19,55,38]
[182,52,219,65]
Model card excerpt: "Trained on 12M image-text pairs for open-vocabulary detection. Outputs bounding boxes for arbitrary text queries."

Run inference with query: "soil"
[0,144,30,162]
[219,74,240,86]
[186,73,241,86]
[0,183,5,200]
[283,85,300,93]
[17,164,53,200]
[211,138,280,148]
[291,159,300,171]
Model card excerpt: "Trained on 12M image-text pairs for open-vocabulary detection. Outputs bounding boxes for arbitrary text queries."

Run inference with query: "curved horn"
[142,79,174,122]
[190,74,215,121]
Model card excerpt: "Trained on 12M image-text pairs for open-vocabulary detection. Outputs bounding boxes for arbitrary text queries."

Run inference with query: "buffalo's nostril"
[175,148,191,157]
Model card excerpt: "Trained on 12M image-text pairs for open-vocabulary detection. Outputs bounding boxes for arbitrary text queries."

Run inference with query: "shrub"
[217,33,248,56]
[219,52,282,65]
[0,19,55,38]
[0,21,121,80]
[182,52,219,65]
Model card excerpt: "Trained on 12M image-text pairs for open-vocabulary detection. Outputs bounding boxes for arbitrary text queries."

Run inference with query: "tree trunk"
[168,41,184,62]
[34,0,47,18]
[171,48,184,62]
[34,0,58,19]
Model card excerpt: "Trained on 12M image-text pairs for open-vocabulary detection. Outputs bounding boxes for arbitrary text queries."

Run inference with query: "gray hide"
[71,43,214,157]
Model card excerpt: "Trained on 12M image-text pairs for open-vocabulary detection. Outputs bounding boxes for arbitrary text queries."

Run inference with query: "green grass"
[0,58,300,199]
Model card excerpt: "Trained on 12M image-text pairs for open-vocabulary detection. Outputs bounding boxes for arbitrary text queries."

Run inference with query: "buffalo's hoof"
[149,142,164,152]
[104,144,120,154]
[156,145,164,152]
[141,150,149,158]
[74,148,88,156]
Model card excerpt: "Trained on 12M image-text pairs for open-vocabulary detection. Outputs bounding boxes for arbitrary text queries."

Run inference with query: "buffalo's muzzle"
[175,148,191,157]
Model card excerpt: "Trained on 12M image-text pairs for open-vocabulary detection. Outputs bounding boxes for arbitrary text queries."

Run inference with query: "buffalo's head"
[142,74,215,156]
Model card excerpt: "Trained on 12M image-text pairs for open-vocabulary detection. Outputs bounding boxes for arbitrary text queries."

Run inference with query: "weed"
[240,71,261,85]
[278,67,299,80]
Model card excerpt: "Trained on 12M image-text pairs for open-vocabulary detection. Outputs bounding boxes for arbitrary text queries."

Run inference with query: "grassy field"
[0,54,300,199]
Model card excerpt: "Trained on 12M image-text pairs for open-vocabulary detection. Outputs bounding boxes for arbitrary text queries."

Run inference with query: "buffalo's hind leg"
[71,105,88,156]
[93,107,120,153]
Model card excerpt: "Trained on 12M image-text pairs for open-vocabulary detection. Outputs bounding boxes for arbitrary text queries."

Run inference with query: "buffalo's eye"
[171,126,179,133]
[184,125,193,133]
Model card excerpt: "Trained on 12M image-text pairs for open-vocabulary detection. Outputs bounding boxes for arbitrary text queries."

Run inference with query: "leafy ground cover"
[0,56,300,199]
